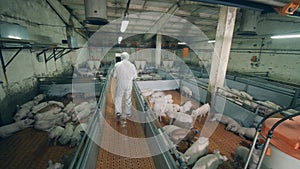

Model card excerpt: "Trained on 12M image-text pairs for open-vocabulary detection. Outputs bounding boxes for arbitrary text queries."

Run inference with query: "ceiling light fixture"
[118,36,123,44]
[177,42,186,45]
[271,34,300,39]
[120,0,131,33]
[208,40,216,43]
[120,18,129,33]
[7,35,21,40]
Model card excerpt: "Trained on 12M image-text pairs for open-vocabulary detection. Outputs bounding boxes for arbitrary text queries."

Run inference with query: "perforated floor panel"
[96,83,156,169]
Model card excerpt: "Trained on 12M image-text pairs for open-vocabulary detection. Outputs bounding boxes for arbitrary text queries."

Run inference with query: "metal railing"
[133,80,187,169]
[68,64,114,169]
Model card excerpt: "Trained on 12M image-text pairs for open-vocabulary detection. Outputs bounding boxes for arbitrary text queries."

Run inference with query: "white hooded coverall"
[113,53,137,116]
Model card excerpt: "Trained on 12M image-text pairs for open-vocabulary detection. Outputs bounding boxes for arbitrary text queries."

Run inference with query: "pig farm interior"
[1,0,300,169]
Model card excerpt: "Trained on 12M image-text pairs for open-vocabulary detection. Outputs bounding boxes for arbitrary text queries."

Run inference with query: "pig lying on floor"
[192,150,227,169]
[0,119,34,138]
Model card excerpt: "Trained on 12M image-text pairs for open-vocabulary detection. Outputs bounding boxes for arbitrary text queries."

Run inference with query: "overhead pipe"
[143,1,181,41]
[191,0,300,17]
[190,0,274,12]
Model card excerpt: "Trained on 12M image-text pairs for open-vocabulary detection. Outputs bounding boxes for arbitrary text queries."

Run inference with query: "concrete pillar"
[155,34,162,68]
[207,6,237,111]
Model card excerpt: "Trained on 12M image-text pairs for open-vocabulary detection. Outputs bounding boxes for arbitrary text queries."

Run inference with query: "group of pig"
[0,93,96,147]
[163,125,227,169]
[148,88,210,129]
[209,113,256,140]
[218,87,290,115]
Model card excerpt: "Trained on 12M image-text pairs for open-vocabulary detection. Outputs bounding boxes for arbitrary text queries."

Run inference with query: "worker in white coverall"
[113,52,137,120]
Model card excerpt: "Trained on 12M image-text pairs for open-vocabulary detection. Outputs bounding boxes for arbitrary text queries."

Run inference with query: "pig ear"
[213,149,220,154]
[222,155,228,161]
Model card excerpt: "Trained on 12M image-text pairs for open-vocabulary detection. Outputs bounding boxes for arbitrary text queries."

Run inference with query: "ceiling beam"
[46,0,87,39]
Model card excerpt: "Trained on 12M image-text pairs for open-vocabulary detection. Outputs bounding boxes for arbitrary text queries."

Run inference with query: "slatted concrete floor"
[162,90,252,169]
[0,128,76,169]
[96,82,156,169]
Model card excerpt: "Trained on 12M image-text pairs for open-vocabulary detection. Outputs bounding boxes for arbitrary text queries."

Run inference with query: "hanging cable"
[124,0,131,17]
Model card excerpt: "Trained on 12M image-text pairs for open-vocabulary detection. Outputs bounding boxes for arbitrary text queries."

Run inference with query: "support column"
[155,34,162,69]
[206,6,237,111]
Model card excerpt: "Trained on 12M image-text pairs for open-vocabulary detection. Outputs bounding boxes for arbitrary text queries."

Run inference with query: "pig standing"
[192,103,210,119]
[0,119,34,138]
[182,86,192,98]
[192,150,227,169]
[166,104,181,124]
[180,137,209,165]
[180,101,193,113]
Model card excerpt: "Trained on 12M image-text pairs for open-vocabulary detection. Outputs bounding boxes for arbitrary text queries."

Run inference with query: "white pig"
[63,101,75,115]
[33,94,46,102]
[181,137,209,165]
[168,128,190,144]
[151,91,165,98]
[182,86,192,98]
[163,125,183,136]
[236,127,256,140]
[70,123,87,147]
[20,100,39,109]
[209,113,230,125]
[234,146,261,169]
[192,150,227,169]
[48,126,64,144]
[141,88,154,97]
[0,119,34,138]
[47,160,64,169]
[59,123,74,145]
[72,108,91,122]
[192,103,210,118]
[180,101,193,113]
[74,102,89,113]
[166,104,181,124]
[226,117,241,132]
[13,107,30,121]
[34,120,56,131]
[34,108,62,121]
[153,102,168,121]
[31,102,50,114]
[48,101,64,108]
[173,112,195,129]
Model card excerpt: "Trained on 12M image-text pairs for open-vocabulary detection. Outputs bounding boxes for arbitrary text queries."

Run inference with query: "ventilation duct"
[237,9,261,36]
[0,22,29,40]
[84,0,108,25]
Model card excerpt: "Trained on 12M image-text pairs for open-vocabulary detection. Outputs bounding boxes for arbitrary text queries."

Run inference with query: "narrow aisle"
[96,81,156,169]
